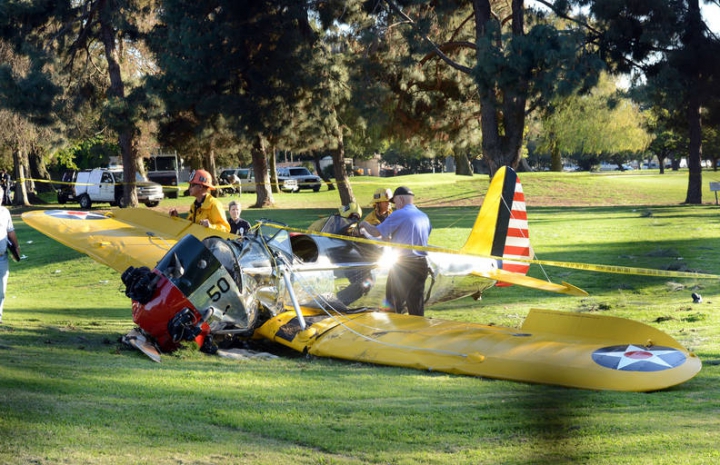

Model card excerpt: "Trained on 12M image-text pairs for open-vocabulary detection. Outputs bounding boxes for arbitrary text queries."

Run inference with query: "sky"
[704,3,720,33]
[528,2,720,33]
[522,2,720,87]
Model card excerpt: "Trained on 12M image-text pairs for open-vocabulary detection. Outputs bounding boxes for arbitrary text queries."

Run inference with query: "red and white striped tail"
[461,166,534,283]
[499,177,531,276]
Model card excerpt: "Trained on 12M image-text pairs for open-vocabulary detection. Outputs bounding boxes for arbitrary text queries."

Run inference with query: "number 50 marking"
[206,277,231,302]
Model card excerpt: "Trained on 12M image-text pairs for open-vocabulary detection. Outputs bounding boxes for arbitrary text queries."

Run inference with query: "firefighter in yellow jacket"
[170,169,230,233]
[363,188,393,225]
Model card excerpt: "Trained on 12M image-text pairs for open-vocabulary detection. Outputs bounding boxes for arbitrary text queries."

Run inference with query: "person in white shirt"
[0,194,20,324]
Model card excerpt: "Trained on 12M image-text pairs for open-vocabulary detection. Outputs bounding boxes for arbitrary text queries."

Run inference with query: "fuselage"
[127,228,501,351]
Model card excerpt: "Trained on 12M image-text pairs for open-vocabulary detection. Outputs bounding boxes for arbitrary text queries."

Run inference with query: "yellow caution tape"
[15,177,720,280]
[17,176,180,192]
[265,223,720,280]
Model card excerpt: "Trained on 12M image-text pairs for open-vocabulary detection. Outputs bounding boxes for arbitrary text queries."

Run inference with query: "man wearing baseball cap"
[169,169,230,232]
[360,186,431,316]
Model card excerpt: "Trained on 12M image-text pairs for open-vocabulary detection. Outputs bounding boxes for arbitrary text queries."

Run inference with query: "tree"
[351,5,483,175]
[348,0,720,196]
[0,37,65,205]
[649,129,685,174]
[0,0,158,207]
[337,1,604,177]
[149,1,335,208]
[703,126,720,172]
[535,73,651,170]
[153,111,247,183]
[588,0,720,203]
[291,38,359,204]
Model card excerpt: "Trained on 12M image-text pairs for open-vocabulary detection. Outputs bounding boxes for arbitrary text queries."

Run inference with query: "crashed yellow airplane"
[22,166,701,391]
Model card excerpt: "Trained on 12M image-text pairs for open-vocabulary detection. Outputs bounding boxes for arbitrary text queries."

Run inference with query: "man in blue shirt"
[360,186,431,316]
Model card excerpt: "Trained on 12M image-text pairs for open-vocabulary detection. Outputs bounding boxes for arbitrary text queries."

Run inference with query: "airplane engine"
[122,235,259,352]
[124,268,204,352]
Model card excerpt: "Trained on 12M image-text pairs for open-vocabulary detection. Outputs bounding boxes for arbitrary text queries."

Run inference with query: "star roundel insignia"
[592,344,687,372]
[45,210,108,220]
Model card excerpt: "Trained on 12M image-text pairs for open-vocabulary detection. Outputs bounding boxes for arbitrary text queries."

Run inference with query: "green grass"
[2,170,720,464]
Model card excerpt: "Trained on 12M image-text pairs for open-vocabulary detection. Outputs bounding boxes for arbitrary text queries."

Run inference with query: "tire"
[117,196,127,208]
[145,201,159,208]
[313,186,320,192]
[79,194,92,210]
[58,194,67,205]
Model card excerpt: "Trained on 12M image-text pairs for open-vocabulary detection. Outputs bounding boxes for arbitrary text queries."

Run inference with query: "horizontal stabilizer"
[472,269,588,296]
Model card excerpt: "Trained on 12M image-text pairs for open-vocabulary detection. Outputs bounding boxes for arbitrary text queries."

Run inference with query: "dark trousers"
[386,255,429,316]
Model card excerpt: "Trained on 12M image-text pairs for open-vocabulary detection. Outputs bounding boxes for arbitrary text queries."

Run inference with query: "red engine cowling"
[122,234,252,353]
[127,269,210,352]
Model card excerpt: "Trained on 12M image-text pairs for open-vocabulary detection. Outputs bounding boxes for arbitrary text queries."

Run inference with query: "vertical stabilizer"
[460,166,531,277]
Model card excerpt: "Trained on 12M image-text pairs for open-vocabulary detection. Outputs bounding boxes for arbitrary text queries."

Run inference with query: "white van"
[73,168,164,209]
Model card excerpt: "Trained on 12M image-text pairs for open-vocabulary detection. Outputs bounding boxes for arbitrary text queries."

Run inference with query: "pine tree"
[0,0,158,207]
[584,0,720,203]
[149,0,326,207]
[344,1,603,177]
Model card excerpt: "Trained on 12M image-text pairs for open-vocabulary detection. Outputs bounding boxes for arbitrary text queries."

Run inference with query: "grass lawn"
[1,169,720,464]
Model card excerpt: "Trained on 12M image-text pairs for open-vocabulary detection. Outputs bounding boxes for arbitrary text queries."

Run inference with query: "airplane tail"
[460,166,531,279]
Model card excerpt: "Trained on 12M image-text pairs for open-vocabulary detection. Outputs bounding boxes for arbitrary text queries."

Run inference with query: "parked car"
[277,166,322,192]
[218,168,251,194]
[145,152,181,198]
[218,168,297,194]
[57,170,78,204]
[68,168,164,209]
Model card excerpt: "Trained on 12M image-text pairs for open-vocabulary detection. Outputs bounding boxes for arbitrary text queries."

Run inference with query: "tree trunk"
[269,145,279,194]
[683,0,703,204]
[549,136,563,172]
[12,148,31,207]
[251,134,274,208]
[313,151,335,190]
[474,0,526,177]
[331,128,354,206]
[517,157,532,172]
[99,0,138,207]
[206,148,218,187]
[28,143,52,193]
[454,153,473,176]
[685,89,702,204]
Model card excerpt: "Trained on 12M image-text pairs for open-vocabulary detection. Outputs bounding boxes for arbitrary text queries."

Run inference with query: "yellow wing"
[22,208,235,272]
[256,307,701,392]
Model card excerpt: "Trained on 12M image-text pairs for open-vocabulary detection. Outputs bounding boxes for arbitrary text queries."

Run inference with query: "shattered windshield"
[257,222,293,260]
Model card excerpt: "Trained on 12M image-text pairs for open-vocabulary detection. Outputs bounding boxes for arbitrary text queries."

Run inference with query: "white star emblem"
[593,344,684,371]
[47,210,106,220]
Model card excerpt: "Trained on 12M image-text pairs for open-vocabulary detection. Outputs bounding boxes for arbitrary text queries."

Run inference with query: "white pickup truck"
[73,168,165,209]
